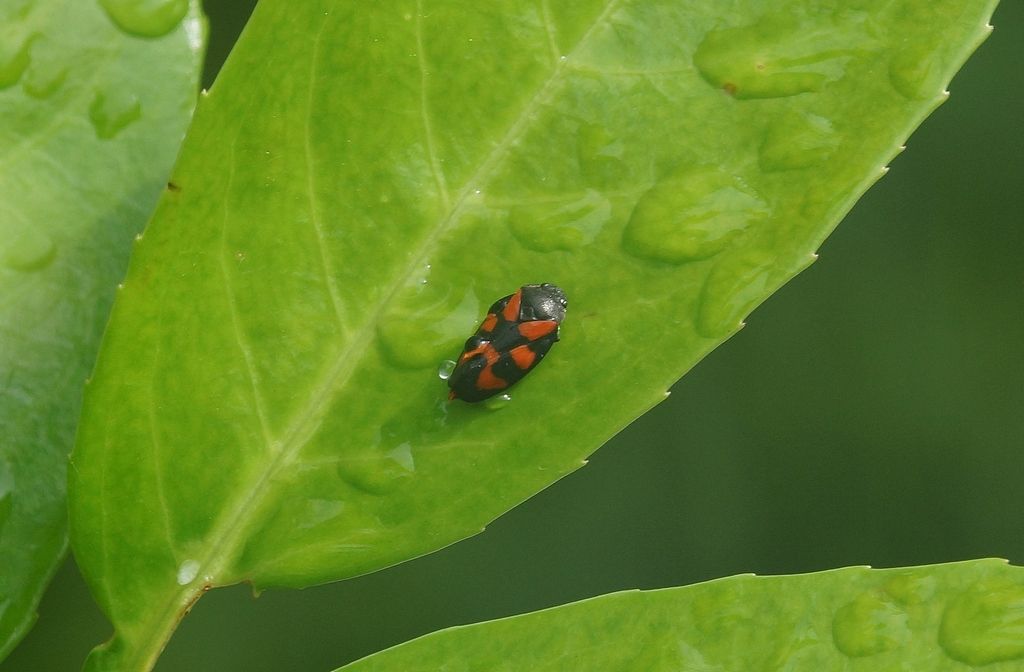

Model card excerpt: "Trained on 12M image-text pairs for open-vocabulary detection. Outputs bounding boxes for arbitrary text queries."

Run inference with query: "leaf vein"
[217,141,275,449]
[304,15,350,334]
[415,0,451,209]
[147,310,178,555]
[540,0,561,64]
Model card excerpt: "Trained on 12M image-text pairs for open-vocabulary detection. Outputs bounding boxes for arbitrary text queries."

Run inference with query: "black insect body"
[447,284,568,402]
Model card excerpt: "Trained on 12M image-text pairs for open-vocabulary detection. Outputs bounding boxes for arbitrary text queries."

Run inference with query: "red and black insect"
[447,284,568,402]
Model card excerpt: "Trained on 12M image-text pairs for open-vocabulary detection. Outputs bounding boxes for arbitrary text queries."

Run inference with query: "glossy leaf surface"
[336,560,1024,671]
[0,0,202,660]
[68,0,997,669]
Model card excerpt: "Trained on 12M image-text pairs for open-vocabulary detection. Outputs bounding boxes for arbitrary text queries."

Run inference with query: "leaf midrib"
[123,0,625,664]
[205,0,625,573]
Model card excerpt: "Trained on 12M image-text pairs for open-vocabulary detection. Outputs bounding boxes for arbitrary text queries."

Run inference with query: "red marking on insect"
[517,320,557,341]
[509,344,537,370]
[502,289,522,322]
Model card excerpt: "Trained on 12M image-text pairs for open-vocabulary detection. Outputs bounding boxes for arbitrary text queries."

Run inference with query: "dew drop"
[0,33,34,89]
[759,112,838,172]
[695,249,775,338]
[888,48,941,100]
[88,89,141,139]
[336,443,416,496]
[767,625,822,671]
[22,63,67,99]
[577,123,627,187]
[176,559,200,585]
[939,580,1024,665]
[2,227,56,272]
[416,262,432,286]
[622,168,767,265]
[378,285,480,369]
[831,593,908,658]
[437,359,456,380]
[98,0,189,38]
[508,190,611,253]
[298,498,345,529]
[484,393,512,410]
[691,578,757,636]
[693,18,857,99]
[882,572,935,606]
[388,442,415,471]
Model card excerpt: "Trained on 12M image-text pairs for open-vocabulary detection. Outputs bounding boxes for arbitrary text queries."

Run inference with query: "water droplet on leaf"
[98,0,188,38]
[176,559,200,585]
[298,499,346,529]
[696,249,775,338]
[622,167,767,264]
[888,48,941,100]
[693,17,858,99]
[22,62,66,99]
[762,618,820,671]
[691,577,756,636]
[0,33,34,89]
[415,262,432,286]
[577,123,627,187]
[939,580,1024,665]
[378,285,480,369]
[759,112,838,172]
[508,190,611,252]
[3,227,56,271]
[832,593,908,657]
[484,393,512,410]
[89,89,141,139]
[336,443,416,496]
[437,359,456,380]
[882,572,935,606]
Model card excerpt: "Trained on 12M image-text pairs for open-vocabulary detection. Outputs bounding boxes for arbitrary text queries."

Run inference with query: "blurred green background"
[3,2,1021,670]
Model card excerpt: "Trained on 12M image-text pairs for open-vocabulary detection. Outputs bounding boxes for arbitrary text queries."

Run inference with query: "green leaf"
[333,560,1024,671]
[68,0,997,669]
[0,0,202,661]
